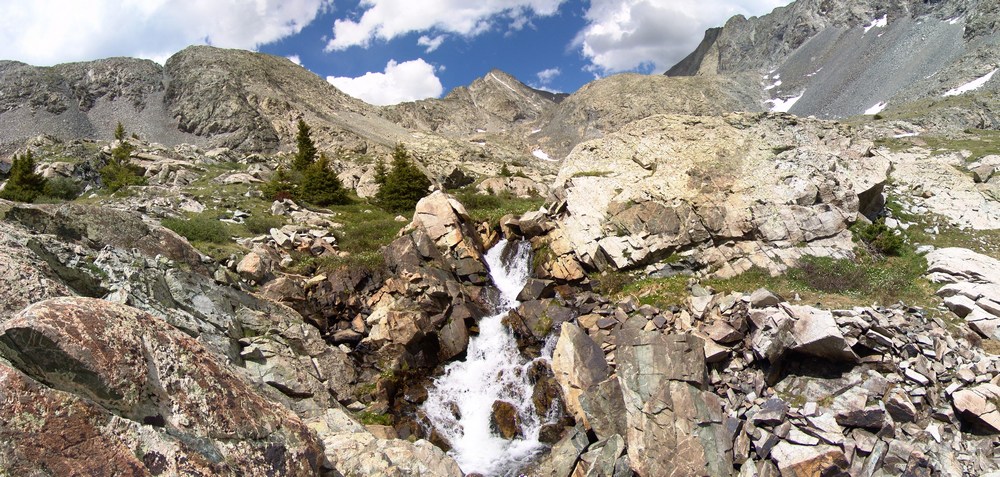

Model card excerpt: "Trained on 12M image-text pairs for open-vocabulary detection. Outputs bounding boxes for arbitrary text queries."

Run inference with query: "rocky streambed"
[2,181,1000,476]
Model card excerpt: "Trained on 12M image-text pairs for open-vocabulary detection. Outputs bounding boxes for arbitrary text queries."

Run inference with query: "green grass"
[619,217,935,311]
[161,212,234,243]
[453,188,545,225]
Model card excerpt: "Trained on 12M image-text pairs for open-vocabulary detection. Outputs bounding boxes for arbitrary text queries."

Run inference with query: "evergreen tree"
[261,166,297,201]
[114,121,126,141]
[375,144,431,212]
[373,158,388,186]
[299,154,349,206]
[0,150,47,203]
[292,119,317,171]
[101,140,145,193]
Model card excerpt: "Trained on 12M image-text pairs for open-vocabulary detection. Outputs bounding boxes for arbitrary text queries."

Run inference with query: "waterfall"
[422,239,552,476]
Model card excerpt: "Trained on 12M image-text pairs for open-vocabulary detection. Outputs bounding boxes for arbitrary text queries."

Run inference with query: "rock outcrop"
[542,113,889,277]
[0,297,324,476]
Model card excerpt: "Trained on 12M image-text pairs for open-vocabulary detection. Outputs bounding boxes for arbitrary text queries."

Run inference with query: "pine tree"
[299,154,349,206]
[114,121,126,141]
[0,150,47,203]
[292,119,317,171]
[101,140,145,193]
[375,144,431,212]
[373,158,388,186]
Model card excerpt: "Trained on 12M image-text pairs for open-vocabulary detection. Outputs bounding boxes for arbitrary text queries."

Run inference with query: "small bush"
[854,219,905,256]
[162,214,232,244]
[789,256,868,294]
[245,214,284,235]
[262,167,298,201]
[42,177,82,201]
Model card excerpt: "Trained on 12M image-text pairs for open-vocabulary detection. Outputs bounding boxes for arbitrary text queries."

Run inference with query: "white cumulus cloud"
[576,0,792,74]
[325,0,566,51]
[0,0,333,66]
[536,67,561,84]
[417,34,447,53]
[287,54,303,66]
[326,59,444,106]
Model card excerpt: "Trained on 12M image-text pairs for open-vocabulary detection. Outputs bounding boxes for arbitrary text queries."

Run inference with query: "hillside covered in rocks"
[3,0,1000,475]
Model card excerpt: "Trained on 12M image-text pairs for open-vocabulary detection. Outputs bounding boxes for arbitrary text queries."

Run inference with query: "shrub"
[42,177,81,200]
[261,166,297,200]
[374,144,431,212]
[292,119,317,171]
[299,154,349,206]
[162,214,232,243]
[789,256,868,294]
[244,214,285,234]
[499,163,512,177]
[0,150,47,203]
[854,219,905,256]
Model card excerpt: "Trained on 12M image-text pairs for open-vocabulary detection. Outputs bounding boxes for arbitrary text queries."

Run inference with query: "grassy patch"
[571,170,611,178]
[357,411,392,426]
[453,188,545,225]
[918,129,1000,162]
[620,247,934,311]
[161,212,234,244]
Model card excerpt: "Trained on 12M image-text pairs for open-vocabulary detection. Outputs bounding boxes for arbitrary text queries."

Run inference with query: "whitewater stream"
[422,239,555,476]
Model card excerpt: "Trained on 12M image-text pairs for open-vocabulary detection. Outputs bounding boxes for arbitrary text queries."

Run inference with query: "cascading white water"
[422,239,552,476]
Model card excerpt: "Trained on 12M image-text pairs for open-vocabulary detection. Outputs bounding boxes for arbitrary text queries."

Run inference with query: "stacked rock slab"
[546,113,889,277]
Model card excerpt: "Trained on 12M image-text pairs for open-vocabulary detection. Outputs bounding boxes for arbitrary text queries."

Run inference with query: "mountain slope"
[668,0,1000,124]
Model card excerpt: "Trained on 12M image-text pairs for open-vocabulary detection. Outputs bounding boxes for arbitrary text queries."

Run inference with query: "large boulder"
[926,248,1000,340]
[307,408,463,477]
[615,330,733,476]
[551,322,611,429]
[548,113,889,276]
[403,190,487,282]
[0,297,324,475]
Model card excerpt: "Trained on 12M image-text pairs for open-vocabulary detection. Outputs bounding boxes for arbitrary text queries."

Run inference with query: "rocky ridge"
[669,0,1000,125]
[526,112,888,277]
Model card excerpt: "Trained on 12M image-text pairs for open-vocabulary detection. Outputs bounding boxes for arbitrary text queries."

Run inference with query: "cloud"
[417,34,447,53]
[536,67,561,84]
[287,54,303,66]
[325,0,566,51]
[576,0,792,74]
[326,59,443,106]
[0,0,333,66]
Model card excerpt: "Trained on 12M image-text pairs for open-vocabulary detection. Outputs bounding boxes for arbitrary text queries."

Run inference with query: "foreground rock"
[533,253,1000,475]
[0,297,323,476]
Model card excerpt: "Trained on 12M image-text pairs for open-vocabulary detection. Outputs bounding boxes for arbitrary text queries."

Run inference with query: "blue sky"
[0,0,792,105]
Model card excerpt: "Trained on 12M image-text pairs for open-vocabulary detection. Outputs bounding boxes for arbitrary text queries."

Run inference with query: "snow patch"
[943,68,999,97]
[865,102,887,115]
[764,79,782,91]
[947,16,963,25]
[530,128,542,134]
[532,149,555,161]
[806,67,823,77]
[864,15,888,33]
[767,92,804,113]
[476,128,486,133]
[893,132,919,138]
